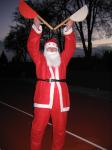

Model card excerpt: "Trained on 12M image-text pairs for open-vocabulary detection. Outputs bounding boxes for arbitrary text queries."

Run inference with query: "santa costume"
[27,23,76,150]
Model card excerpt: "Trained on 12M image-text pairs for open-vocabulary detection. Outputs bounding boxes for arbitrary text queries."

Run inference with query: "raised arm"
[61,20,76,65]
[27,17,42,64]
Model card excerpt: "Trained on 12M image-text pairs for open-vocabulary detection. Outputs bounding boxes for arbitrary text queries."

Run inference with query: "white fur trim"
[49,67,55,108]
[55,67,70,112]
[32,24,42,34]
[34,103,51,108]
[34,103,69,111]
[63,27,73,35]
[34,66,70,112]
[62,107,70,112]
[34,67,55,109]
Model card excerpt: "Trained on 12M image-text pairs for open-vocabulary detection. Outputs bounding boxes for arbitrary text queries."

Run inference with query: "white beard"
[44,51,61,67]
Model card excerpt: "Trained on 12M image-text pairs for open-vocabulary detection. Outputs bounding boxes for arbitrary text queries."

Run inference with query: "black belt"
[38,79,66,82]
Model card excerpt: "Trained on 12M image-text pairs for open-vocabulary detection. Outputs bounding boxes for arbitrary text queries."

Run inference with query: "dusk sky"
[0,0,19,40]
[0,0,111,58]
[0,0,112,41]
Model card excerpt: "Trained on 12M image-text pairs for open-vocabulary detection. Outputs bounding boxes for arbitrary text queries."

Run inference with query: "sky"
[0,0,112,61]
[0,0,112,41]
[0,0,41,40]
[0,0,19,40]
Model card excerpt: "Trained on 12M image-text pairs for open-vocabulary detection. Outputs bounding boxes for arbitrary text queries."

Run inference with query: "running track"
[0,78,111,150]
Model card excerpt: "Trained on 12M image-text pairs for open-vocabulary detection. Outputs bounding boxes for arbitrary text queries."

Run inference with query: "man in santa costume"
[27,17,76,150]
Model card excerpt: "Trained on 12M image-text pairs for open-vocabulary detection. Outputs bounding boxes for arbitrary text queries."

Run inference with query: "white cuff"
[63,27,73,35]
[32,24,42,34]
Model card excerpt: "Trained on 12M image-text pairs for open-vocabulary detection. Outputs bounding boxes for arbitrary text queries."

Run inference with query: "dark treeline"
[0,51,112,77]
[0,51,112,91]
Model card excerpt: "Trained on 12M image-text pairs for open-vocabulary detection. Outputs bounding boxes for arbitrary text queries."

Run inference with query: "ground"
[0,78,111,150]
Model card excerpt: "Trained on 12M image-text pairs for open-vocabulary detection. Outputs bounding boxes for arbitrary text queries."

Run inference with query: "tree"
[96,0,112,38]
[4,0,112,60]
[36,0,112,56]
[4,0,58,60]
[0,51,8,64]
[33,0,72,51]
[71,0,112,58]
[4,10,32,62]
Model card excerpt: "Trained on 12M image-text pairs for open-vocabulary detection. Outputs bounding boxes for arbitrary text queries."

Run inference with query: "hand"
[65,20,74,31]
[34,16,41,30]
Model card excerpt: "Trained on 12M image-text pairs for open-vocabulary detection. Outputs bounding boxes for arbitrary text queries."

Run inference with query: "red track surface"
[0,79,111,150]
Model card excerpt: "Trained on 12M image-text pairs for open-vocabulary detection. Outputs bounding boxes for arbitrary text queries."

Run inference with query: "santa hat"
[44,38,58,51]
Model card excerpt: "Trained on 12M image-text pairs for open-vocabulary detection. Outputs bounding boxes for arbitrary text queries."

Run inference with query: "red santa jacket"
[27,26,76,112]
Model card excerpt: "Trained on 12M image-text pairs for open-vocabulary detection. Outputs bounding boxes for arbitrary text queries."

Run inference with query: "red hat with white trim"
[44,38,58,51]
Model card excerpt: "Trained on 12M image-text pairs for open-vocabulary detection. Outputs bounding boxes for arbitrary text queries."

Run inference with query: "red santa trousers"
[31,87,68,150]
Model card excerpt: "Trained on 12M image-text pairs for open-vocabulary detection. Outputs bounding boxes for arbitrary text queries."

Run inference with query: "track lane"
[0,78,111,150]
[0,100,108,150]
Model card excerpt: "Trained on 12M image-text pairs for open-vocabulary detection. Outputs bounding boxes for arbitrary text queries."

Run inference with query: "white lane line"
[65,131,107,150]
[0,101,33,118]
[0,100,107,150]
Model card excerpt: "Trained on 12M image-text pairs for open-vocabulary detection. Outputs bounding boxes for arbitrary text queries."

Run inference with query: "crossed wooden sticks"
[19,0,88,31]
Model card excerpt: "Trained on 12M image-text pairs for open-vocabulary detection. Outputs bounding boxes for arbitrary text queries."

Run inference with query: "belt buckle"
[49,78,52,82]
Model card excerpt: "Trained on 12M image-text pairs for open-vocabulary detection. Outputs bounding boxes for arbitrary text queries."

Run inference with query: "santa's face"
[46,47,57,52]
[45,42,58,52]
[44,42,61,67]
